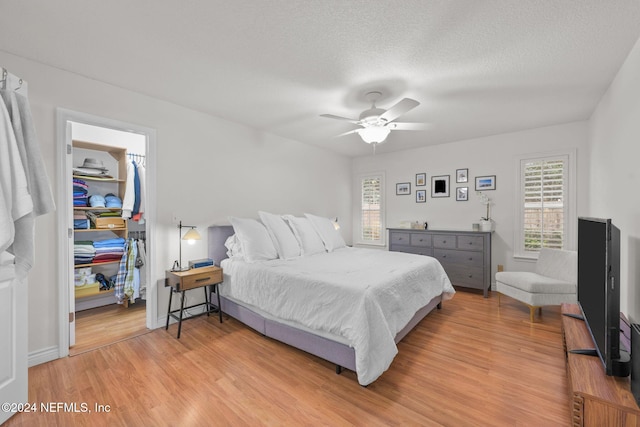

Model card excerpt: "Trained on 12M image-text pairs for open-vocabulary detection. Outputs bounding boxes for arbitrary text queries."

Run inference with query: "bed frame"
[208,225,443,377]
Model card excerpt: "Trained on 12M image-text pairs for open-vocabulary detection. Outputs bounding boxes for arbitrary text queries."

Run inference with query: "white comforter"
[220,247,455,385]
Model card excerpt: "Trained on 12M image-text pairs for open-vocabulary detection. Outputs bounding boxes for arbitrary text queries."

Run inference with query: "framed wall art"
[431,175,450,198]
[416,173,426,186]
[475,175,496,191]
[396,182,411,195]
[456,187,468,201]
[416,189,426,203]
[456,168,468,183]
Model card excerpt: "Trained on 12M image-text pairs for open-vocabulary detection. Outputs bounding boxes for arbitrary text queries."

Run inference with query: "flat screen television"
[574,217,630,377]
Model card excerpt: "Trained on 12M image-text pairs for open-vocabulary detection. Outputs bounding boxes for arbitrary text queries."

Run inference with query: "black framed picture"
[396,182,411,195]
[416,173,426,186]
[456,187,468,201]
[416,190,426,203]
[431,175,450,198]
[475,175,496,191]
[456,168,468,183]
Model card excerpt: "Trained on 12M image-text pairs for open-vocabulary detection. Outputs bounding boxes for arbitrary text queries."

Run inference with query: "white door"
[0,264,28,425]
[65,121,76,346]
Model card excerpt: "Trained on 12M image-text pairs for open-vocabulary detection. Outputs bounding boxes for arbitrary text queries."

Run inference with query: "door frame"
[56,108,158,357]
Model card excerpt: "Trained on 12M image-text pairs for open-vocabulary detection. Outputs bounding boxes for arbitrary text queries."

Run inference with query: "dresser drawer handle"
[195,277,211,282]
[442,240,447,244]
[398,237,403,241]
[442,255,447,258]
[468,274,473,278]
[419,239,423,242]
[469,257,473,261]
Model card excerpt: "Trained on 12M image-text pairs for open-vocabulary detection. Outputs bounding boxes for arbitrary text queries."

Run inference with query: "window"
[359,173,384,245]
[516,150,575,258]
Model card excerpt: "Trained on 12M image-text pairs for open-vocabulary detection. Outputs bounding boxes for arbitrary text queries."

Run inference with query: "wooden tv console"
[561,303,640,426]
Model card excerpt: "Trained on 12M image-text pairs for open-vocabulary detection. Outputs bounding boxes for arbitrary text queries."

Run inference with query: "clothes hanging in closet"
[0,72,55,278]
[122,159,146,224]
[113,237,146,305]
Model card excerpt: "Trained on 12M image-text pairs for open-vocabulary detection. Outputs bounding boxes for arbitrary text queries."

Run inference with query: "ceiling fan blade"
[379,98,420,123]
[320,113,360,124]
[387,122,430,131]
[336,129,360,138]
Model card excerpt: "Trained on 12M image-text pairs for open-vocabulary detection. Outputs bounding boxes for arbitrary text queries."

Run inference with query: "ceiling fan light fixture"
[358,126,390,144]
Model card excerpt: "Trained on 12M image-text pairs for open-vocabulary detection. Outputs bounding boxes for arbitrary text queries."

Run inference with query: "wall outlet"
[497,264,504,272]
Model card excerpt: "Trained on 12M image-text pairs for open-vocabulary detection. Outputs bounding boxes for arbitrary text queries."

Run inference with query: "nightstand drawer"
[180,268,222,290]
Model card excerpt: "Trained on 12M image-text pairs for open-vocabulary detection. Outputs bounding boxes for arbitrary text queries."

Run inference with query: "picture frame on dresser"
[396,182,411,195]
[431,175,450,198]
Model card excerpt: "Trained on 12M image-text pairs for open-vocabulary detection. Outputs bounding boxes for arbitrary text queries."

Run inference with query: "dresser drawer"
[433,249,483,269]
[447,266,485,289]
[433,235,456,249]
[390,232,411,246]
[410,233,432,247]
[393,245,433,257]
[457,235,484,251]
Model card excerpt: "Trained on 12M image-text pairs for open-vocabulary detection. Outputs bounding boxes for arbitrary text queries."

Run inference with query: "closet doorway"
[56,109,157,357]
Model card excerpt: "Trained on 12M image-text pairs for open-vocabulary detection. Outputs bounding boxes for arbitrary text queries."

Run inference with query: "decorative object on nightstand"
[172,220,201,272]
[165,265,223,338]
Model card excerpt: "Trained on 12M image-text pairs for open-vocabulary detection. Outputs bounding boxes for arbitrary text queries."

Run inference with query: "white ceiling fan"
[321,91,428,144]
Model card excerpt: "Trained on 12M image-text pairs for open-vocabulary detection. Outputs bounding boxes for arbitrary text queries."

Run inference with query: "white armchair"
[495,248,577,322]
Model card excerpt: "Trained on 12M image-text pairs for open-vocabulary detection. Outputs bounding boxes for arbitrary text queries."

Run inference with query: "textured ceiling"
[1,1,640,157]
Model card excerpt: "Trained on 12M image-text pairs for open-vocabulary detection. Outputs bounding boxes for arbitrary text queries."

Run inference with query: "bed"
[208,222,455,386]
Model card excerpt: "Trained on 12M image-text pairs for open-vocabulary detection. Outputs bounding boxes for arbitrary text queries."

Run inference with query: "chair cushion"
[535,248,577,283]
[495,271,576,294]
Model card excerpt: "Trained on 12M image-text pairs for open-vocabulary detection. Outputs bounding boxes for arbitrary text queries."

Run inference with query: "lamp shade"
[182,228,201,244]
[358,126,390,144]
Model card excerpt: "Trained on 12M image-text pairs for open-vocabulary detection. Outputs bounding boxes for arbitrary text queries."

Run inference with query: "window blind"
[523,158,565,251]
[361,176,382,243]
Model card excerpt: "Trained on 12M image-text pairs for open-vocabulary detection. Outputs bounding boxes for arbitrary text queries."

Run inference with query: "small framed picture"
[475,175,496,191]
[431,175,450,198]
[396,182,411,195]
[456,168,468,183]
[416,173,426,186]
[456,187,468,201]
[416,190,426,203]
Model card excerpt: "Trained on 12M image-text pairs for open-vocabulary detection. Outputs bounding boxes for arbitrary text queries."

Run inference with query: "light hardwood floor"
[70,301,149,356]
[5,290,570,426]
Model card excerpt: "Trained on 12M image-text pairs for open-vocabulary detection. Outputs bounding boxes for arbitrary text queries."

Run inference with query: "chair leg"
[528,305,541,323]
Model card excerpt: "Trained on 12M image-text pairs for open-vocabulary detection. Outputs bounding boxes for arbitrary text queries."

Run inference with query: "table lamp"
[172,220,201,271]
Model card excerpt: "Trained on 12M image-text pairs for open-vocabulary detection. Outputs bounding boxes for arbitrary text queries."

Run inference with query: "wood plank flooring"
[5,290,570,426]
[70,301,149,356]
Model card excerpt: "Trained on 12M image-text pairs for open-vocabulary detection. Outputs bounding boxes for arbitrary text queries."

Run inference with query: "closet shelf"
[73,174,125,183]
[73,207,123,211]
[74,228,127,233]
[74,260,121,268]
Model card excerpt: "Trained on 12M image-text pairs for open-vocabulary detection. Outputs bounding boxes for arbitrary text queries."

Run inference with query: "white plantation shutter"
[521,155,568,253]
[360,174,384,245]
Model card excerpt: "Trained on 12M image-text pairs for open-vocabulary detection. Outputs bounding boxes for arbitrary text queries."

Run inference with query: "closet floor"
[70,301,149,356]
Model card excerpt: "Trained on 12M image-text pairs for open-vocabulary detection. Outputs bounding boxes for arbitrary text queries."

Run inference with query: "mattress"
[220,246,455,385]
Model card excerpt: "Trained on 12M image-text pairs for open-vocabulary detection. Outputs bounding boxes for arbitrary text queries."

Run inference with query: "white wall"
[0,51,352,358]
[353,122,590,279]
[588,35,640,323]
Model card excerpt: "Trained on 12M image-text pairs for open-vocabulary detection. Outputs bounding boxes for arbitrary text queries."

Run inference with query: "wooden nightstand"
[165,266,223,338]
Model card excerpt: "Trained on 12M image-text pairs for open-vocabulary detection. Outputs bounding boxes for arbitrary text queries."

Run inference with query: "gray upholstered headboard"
[207,225,235,267]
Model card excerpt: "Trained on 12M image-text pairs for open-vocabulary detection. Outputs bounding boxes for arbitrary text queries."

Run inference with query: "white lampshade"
[182,228,201,245]
[358,126,391,144]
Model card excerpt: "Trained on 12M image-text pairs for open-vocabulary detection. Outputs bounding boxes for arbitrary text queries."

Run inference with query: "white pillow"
[283,215,326,256]
[224,234,243,259]
[304,213,346,252]
[258,211,301,259]
[228,217,278,262]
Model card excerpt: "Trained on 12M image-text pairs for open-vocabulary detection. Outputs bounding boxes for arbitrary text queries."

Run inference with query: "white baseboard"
[28,346,59,367]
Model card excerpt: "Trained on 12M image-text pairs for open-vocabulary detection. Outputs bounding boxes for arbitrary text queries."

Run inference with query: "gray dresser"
[388,228,491,297]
